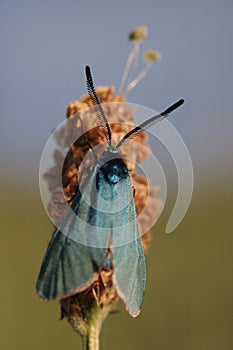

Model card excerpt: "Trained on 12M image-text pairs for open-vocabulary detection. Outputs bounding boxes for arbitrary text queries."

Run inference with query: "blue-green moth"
[36,66,184,317]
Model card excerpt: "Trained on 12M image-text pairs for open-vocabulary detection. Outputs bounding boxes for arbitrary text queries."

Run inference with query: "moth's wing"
[113,239,146,317]
[36,231,106,299]
[36,170,109,300]
[112,179,146,317]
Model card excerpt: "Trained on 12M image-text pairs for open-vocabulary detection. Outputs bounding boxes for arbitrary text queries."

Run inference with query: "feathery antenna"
[116,99,184,148]
[85,66,112,146]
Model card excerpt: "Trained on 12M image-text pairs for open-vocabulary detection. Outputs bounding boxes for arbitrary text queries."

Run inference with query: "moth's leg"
[92,279,101,303]
[133,186,136,197]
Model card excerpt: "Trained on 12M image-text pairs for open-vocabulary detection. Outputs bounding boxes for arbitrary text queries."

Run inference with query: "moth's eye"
[112,165,118,172]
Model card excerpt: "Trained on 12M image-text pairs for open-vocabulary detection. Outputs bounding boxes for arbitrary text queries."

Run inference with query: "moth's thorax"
[98,150,129,185]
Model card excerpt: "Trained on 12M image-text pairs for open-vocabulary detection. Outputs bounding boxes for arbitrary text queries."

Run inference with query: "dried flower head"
[40,26,163,346]
[42,85,162,334]
[45,88,161,253]
[119,26,161,95]
[144,50,161,62]
[129,25,148,42]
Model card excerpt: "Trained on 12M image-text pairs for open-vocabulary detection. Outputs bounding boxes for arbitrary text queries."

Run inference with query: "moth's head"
[108,145,119,154]
[99,150,129,184]
[100,145,121,162]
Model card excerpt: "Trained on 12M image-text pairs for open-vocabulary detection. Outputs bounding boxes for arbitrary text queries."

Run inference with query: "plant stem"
[61,276,118,350]
[118,42,140,94]
[83,323,100,350]
[124,43,140,93]
[124,62,152,94]
[82,325,100,350]
[81,306,100,350]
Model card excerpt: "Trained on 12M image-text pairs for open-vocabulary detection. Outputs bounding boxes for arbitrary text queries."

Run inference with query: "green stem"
[82,320,100,350]
[88,322,100,350]
[81,306,100,350]
[61,282,118,349]
[80,305,112,350]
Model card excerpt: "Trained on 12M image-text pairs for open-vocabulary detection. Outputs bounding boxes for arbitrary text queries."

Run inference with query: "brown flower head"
[44,86,162,253]
[42,85,162,331]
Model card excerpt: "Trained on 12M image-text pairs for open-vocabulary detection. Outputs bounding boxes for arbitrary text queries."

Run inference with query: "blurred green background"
[1,184,232,350]
[1,1,233,349]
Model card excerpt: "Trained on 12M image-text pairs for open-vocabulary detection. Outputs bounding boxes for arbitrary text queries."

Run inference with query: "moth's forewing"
[36,232,106,300]
[113,239,146,317]
[36,168,108,300]
[112,180,146,317]
[92,156,146,316]
[37,153,146,315]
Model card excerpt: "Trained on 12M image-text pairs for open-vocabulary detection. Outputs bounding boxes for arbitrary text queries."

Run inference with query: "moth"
[36,66,184,317]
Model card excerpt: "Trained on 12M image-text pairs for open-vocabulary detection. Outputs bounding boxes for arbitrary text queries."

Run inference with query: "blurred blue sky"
[1,0,233,187]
